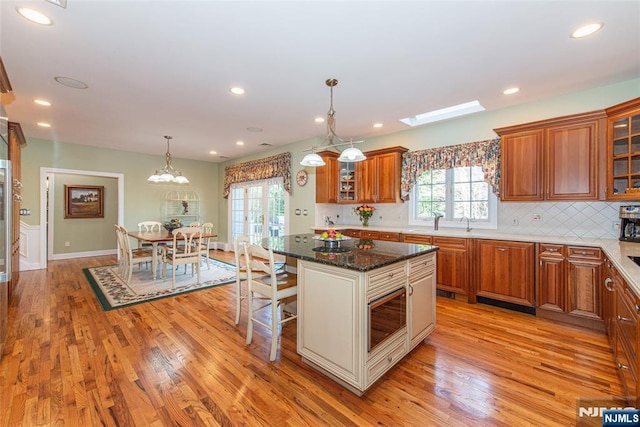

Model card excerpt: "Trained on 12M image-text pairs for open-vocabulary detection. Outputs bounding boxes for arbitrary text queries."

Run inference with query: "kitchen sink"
[629,256,640,267]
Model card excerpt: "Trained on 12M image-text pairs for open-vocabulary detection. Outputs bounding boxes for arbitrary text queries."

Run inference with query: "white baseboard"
[50,249,117,261]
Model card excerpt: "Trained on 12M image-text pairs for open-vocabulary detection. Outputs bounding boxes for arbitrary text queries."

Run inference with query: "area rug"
[83,259,236,311]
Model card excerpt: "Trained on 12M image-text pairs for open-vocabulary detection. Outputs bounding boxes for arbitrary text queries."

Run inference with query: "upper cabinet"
[605,97,640,200]
[495,111,605,202]
[315,151,339,204]
[357,146,408,204]
[315,146,408,204]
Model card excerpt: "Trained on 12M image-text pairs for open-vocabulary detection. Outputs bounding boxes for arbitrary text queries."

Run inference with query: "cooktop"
[629,256,640,267]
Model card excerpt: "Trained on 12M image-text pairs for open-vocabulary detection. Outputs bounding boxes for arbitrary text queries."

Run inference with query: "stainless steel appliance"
[368,287,406,352]
[619,205,640,243]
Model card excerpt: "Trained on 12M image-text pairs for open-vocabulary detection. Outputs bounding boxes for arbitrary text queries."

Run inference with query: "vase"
[361,217,369,227]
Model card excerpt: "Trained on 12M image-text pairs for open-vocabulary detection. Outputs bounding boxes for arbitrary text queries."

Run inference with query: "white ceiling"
[1,1,639,163]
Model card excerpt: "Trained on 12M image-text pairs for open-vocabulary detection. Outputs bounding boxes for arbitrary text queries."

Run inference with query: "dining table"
[127,229,218,280]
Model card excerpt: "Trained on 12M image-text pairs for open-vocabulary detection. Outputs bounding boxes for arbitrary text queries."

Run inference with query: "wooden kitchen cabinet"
[433,236,469,296]
[605,97,640,200]
[357,147,408,204]
[495,111,604,202]
[614,274,639,405]
[401,234,432,245]
[408,253,436,350]
[537,244,604,328]
[338,160,357,203]
[475,239,535,307]
[315,151,339,203]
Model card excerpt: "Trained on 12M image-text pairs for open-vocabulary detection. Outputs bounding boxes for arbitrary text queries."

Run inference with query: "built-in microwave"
[368,287,406,353]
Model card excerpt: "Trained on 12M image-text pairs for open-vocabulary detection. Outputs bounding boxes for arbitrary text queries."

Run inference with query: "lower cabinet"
[433,236,469,296]
[408,254,436,350]
[537,244,603,327]
[475,239,535,307]
[614,274,639,405]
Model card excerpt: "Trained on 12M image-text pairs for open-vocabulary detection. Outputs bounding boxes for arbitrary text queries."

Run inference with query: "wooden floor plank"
[0,253,626,426]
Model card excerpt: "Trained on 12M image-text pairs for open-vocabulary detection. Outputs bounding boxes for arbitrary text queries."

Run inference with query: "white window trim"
[408,168,498,230]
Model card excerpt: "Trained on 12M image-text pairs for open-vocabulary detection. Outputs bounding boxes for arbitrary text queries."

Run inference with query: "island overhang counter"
[262,234,439,395]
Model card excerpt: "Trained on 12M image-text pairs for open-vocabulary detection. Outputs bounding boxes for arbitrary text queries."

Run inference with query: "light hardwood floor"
[0,252,625,426]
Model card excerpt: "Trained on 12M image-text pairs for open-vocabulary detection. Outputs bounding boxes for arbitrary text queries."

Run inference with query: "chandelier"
[300,79,366,167]
[147,136,189,184]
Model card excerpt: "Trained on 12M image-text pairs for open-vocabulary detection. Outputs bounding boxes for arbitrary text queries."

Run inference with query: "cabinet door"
[537,251,566,313]
[546,121,599,200]
[408,255,436,349]
[567,258,602,320]
[338,161,357,203]
[476,240,535,307]
[315,152,339,203]
[500,130,544,201]
[433,237,468,295]
[356,157,375,203]
[605,97,640,200]
[375,152,402,203]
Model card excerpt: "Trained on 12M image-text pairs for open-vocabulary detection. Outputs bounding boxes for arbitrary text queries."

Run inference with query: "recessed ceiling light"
[373,123,383,128]
[209,150,218,155]
[230,87,245,95]
[571,22,603,38]
[16,7,52,25]
[315,117,325,123]
[503,87,520,95]
[400,100,485,127]
[236,141,244,146]
[34,99,52,106]
[37,122,51,128]
[54,76,88,89]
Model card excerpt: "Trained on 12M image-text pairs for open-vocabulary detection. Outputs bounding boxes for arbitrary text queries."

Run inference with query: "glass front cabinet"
[606,98,640,200]
[338,161,357,202]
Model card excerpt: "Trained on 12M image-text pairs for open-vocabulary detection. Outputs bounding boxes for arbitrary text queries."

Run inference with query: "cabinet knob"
[581,251,587,256]
[387,356,393,363]
[497,248,507,252]
[548,248,555,252]
[635,304,640,313]
[388,272,394,278]
[604,277,614,292]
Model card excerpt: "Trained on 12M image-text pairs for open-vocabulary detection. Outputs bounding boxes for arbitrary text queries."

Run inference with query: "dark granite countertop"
[262,233,438,272]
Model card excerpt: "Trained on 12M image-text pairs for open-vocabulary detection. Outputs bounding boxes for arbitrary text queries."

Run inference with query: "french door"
[229,178,288,245]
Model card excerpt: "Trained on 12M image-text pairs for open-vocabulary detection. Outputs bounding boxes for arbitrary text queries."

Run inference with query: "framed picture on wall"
[64,185,104,218]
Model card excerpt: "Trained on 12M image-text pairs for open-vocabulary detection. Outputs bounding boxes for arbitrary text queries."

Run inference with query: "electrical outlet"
[613,221,621,231]
[532,213,542,221]
[64,241,71,247]
[511,217,519,226]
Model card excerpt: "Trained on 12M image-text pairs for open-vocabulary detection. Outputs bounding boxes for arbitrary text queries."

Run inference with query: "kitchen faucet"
[433,213,444,231]
[460,216,471,232]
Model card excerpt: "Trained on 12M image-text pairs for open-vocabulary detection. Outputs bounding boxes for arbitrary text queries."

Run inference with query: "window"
[410,165,497,229]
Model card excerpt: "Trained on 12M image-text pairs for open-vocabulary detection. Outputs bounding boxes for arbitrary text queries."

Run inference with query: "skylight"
[400,100,485,127]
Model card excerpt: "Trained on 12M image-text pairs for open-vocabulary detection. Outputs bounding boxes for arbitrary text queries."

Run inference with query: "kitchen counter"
[263,233,438,272]
[314,225,640,295]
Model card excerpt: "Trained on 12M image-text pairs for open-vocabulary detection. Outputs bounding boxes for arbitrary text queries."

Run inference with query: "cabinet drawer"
[615,333,638,399]
[402,234,432,244]
[343,229,361,238]
[539,243,565,256]
[366,336,407,386]
[409,253,435,279]
[617,283,639,361]
[360,230,380,239]
[378,232,400,242]
[567,246,602,260]
[367,264,406,297]
[433,236,467,251]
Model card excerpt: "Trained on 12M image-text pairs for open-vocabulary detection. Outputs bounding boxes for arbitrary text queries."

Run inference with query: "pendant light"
[148,136,189,184]
[300,78,366,167]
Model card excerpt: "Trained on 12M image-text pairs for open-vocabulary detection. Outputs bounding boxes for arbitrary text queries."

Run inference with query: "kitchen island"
[263,234,438,395]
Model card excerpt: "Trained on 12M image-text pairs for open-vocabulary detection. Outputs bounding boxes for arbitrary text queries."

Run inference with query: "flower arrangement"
[354,204,375,226]
[163,218,183,234]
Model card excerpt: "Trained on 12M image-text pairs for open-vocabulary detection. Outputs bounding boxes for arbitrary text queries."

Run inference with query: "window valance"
[223,152,291,198]
[400,137,501,200]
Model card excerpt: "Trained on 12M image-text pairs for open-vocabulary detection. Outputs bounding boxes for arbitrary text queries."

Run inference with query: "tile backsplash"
[316,201,627,240]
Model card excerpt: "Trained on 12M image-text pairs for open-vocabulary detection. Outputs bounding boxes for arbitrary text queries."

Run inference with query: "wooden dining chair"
[115,225,154,285]
[161,227,203,289]
[199,222,214,269]
[233,235,250,325]
[244,243,297,361]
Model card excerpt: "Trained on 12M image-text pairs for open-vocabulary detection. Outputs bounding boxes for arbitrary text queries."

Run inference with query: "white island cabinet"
[295,249,436,395]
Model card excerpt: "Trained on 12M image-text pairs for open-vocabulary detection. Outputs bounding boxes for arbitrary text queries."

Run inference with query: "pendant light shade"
[300,152,326,167]
[337,146,366,162]
[148,136,189,184]
[300,78,366,167]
